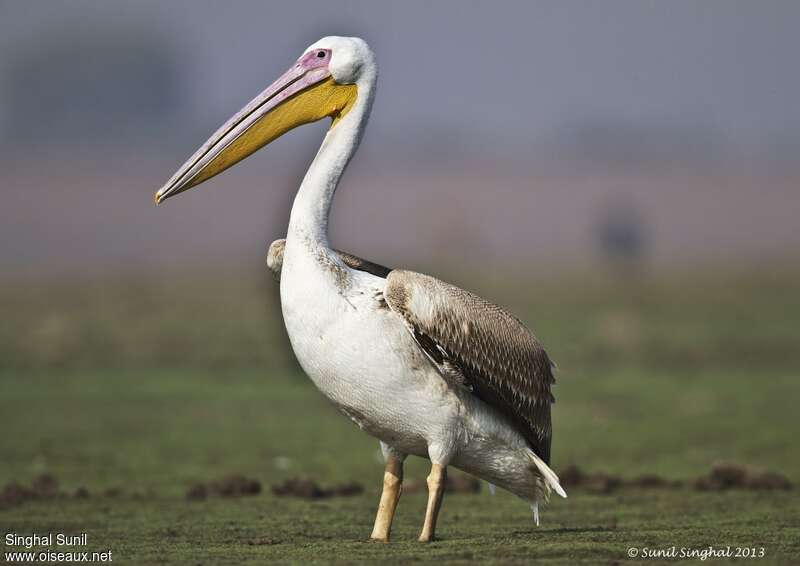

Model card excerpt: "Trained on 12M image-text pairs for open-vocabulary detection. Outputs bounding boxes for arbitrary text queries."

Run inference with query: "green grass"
[4,490,797,564]
[1,367,798,564]
[1,267,799,563]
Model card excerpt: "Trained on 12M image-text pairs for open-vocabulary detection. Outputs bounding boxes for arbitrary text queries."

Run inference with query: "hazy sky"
[1,1,798,274]
[1,1,799,149]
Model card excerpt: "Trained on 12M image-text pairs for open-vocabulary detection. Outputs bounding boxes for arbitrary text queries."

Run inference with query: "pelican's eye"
[316,50,326,58]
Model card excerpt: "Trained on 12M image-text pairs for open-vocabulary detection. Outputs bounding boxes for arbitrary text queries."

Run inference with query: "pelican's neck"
[288,81,374,246]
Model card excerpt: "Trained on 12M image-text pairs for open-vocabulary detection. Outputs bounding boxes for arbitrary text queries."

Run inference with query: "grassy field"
[1,266,799,563]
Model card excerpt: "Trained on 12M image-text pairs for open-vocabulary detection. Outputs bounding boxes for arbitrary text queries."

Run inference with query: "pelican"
[155,36,565,542]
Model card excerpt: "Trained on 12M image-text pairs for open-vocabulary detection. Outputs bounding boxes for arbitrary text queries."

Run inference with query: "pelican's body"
[157,36,565,542]
[276,238,556,503]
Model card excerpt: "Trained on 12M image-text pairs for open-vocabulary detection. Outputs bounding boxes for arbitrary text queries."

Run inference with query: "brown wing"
[334,250,392,279]
[266,239,392,280]
[385,270,556,463]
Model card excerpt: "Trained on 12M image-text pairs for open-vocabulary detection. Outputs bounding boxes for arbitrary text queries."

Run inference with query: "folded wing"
[384,270,556,463]
[267,240,555,463]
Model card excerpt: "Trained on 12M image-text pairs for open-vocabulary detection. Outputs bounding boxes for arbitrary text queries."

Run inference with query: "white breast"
[279,237,458,455]
[278,237,549,502]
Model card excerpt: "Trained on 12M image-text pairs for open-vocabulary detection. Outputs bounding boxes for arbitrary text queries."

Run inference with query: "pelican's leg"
[370,444,405,542]
[418,463,447,542]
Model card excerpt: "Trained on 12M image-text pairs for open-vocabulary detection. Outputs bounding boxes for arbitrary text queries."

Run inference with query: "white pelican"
[155,36,565,542]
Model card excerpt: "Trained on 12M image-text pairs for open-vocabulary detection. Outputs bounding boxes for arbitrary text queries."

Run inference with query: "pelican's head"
[154,36,375,204]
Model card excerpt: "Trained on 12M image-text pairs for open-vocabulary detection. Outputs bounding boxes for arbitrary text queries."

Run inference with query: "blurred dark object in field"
[402,472,481,494]
[1,473,61,508]
[186,474,262,500]
[185,484,207,500]
[103,486,124,498]
[583,472,623,494]
[0,482,36,509]
[270,477,364,499]
[694,462,792,491]
[559,464,624,494]
[558,462,792,494]
[594,197,648,276]
[247,537,282,546]
[270,478,324,499]
[0,474,138,509]
[31,473,60,497]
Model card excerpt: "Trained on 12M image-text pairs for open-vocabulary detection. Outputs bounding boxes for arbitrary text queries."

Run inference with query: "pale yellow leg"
[369,455,404,542]
[418,463,447,542]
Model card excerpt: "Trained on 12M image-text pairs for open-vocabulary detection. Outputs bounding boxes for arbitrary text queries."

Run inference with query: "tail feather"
[530,502,540,526]
[527,453,565,527]
[530,451,567,499]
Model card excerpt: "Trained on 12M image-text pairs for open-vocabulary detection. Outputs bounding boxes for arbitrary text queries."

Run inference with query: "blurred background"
[1,0,798,510]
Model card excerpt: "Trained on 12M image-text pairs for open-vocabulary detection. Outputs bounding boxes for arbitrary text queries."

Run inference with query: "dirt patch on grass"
[559,463,791,494]
[186,475,262,500]
[694,462,792,491]
[1,474,62,508]
[0,474,135,510]
[103,487,124,498]
[0,474,96,509]
[559,465,626,494]
[247,537,283,546]
[0,482,36,509]
[270,477,363,500]
[31,473,60,497]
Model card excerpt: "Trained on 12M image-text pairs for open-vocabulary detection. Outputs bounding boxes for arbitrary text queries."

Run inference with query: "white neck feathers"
[288,76,376,245]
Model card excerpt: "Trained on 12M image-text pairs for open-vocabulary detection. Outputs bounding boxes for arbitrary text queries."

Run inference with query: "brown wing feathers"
[385,270,555,464]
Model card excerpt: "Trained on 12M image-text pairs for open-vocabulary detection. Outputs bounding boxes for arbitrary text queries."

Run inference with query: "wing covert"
[267,239,392,280]
[385,270,556,463]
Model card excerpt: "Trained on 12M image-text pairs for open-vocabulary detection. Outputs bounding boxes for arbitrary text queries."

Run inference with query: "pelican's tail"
[530,450,568,500]
[525,451,566,527]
